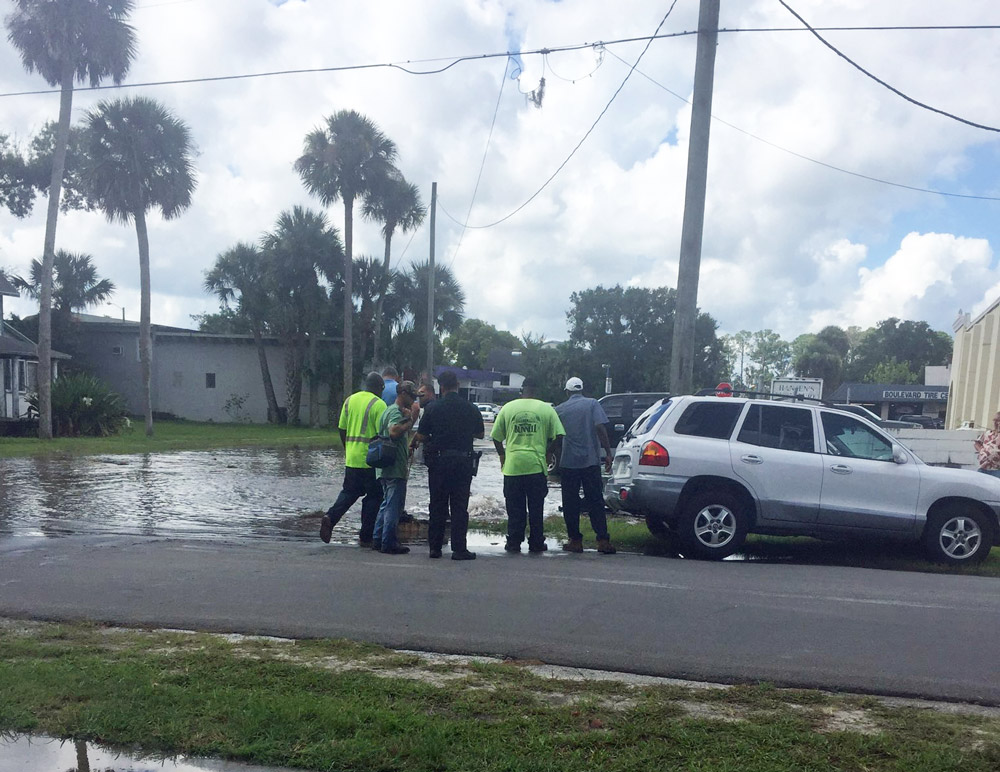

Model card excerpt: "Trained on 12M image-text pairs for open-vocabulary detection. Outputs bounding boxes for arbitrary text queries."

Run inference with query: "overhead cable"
[779,0,1000,133]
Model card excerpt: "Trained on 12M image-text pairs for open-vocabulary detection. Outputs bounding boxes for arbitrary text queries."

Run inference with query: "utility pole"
[426,181,437,375]
[669,0,720,395]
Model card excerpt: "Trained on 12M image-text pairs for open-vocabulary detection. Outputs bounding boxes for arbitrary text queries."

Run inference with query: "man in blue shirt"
[554,377,616,554]
[381,366,399,405]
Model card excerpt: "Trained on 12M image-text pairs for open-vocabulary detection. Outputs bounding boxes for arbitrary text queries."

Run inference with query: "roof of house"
[0,274,19,298]
[828,382,950,402]
[0,322,71,359]
[69,313,342,343]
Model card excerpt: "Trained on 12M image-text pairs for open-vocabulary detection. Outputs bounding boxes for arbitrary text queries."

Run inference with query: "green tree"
[5,0,137,439]
[567,285,725,394]
[204,243,281,423]
[82,96,196,437]
[444,319,522,369]
[745,330,791,390]
[389,261,465,371]
[295,110,398,398]
[845,318,952,383]
[361,172,425,365]
[13,249,114,314]
[792,325,849,397]
[720,330,753,389]
[0,133,35,217]
[865,357,919,385]
[261,207,343,424]
[190,308,249,335]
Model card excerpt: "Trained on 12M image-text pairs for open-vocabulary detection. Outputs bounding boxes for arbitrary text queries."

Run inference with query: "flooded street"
[0,440,564,544]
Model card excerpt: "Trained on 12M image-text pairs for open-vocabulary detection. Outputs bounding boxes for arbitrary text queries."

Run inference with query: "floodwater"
[0,733,297,772]
[0,440,564,545]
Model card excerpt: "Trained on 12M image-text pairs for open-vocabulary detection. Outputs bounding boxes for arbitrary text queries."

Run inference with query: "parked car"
[898,414,944,430]
[606,396,1000,564]
[833,403,921,430]
[476,404,497,422]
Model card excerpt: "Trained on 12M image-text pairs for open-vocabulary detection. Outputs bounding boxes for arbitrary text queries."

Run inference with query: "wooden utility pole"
[426,182,437,374]
[669,0,720,395]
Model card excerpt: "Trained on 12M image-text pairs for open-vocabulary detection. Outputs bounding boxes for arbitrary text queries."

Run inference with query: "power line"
[605,48,1000,202]
[6,23,1000,99]
[439,0,682,230]
[779,0,1000,133]
[446,57,511,270]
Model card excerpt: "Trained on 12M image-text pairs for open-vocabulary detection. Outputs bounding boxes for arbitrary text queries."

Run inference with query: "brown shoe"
[597,539,617,554]
[562,537,584,553]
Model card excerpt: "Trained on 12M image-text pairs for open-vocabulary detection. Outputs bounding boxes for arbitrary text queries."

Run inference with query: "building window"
[111,345,124,356]
[2,360,10,391]
[206,373,216,389]
[17,360,26,391]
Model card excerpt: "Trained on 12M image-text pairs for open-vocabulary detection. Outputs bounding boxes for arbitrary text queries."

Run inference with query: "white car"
[477,404,497,422]
[606,395,1000,565]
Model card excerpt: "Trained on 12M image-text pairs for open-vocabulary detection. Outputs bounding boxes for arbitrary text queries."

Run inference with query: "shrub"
[27,373,130,437]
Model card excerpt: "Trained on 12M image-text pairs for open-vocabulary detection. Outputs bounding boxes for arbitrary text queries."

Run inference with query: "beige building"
[948,303,1000,429]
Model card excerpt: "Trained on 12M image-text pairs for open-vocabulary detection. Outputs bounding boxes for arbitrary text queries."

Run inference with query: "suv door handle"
[741,454,763,465]
[830,464,852,474]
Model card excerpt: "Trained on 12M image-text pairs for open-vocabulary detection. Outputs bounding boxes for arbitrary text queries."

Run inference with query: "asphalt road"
[1,535,998,705]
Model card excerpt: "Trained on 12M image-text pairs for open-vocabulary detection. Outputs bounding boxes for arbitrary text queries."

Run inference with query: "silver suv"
[606,395,1000,565]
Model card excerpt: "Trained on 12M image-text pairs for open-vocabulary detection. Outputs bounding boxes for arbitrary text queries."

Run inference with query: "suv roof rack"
[693,387,825,404]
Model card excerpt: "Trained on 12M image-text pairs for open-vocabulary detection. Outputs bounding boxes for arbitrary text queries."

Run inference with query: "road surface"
[1,535,997,704]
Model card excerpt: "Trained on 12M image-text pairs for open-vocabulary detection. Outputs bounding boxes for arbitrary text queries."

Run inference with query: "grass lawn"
[1,620,998,772]
[0,420,341,458]
[470,515,1000,578]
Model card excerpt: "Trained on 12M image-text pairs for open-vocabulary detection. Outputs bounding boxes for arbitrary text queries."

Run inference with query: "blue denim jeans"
[373,477,407,550]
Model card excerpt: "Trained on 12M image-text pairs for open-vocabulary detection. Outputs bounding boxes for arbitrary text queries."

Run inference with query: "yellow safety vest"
[339,391,387,468]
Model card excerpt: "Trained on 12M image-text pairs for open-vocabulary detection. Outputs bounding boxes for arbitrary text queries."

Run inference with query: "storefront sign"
[882,390,948,401]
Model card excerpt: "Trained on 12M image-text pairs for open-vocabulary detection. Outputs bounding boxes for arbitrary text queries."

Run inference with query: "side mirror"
[892,445,908,465]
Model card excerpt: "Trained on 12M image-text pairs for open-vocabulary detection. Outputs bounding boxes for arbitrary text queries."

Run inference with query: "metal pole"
[669,0,720,395]
[426,182,437,374]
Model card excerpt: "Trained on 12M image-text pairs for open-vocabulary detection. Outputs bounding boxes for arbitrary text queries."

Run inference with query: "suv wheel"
[923,505,995,565]
[645,514,670,538]
[678,491,748,560]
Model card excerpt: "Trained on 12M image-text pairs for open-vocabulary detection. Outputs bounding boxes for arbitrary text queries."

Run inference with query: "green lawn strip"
[0,420,341,458]
[470,516,1000,577]
[1,622,998,771]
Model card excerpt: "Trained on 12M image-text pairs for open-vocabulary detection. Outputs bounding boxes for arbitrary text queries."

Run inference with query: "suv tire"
[923,505,995,565]
[678,490,748,560]
[645,514,670,539]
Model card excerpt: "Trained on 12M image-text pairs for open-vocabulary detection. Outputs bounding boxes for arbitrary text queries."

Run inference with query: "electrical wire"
[445,57,511,270]
[543,45,606,83]
[779,0,1000,133]
[605,48,1000,202]
[438,0,681,230]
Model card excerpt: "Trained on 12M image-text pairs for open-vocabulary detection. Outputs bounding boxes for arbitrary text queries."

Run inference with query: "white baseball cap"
[565,377,584,392]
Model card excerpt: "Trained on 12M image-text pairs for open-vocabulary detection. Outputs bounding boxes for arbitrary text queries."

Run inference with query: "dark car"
[898,414,944,430]
[598,392,673,449]
[832,404,921,430]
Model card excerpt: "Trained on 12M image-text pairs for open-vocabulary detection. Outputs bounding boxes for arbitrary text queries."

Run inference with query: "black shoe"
[528,543,548,553]
[319,515,333,544]
[429,548,442,559]
[371,542,382,551]
[451,550,477,561]
[382,545,410,555]
[359,539,373,549]
[504,542,521,553]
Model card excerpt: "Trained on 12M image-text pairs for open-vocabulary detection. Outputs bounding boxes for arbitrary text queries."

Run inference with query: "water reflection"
[0,733,297,772]
[0,443,562,543]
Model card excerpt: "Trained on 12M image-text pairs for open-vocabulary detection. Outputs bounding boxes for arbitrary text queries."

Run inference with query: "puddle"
[0,733,297,772]
[0,442,564,544]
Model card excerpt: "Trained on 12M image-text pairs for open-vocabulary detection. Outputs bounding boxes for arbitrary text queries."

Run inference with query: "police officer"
[413,370,484,560]
[320,372,386,547]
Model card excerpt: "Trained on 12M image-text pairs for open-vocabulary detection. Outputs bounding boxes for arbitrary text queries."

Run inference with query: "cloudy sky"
[2,0,1000,345]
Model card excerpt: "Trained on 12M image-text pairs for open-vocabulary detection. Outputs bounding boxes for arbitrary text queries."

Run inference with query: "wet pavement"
[0,733,297,772]
[0,440,564,546]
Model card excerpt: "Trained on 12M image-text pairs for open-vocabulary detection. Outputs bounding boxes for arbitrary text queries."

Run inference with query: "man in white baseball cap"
[554,377,616,554]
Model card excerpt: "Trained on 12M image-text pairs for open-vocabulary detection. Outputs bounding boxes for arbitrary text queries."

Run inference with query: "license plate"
[612,457,631,478]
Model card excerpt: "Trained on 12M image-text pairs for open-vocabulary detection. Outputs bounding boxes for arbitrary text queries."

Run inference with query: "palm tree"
[260,207,343,424]
[361,173,425,364]
[294,110,398,396]
[398,260,466,338]
[82,96,196,437]
[204,243,281,423]
[14,250,115,314]
[5,0,137,439]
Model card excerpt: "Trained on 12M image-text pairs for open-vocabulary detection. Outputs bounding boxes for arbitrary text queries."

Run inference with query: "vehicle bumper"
[605,474,685,519]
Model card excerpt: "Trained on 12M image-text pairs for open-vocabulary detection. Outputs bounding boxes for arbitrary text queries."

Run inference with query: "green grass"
[470,515,1000,577]
[1,620,998,772]
[0,420,341,458]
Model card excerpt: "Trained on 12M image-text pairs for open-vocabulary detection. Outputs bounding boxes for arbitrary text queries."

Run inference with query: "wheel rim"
[939,516,983,559]
[693,504,737,548]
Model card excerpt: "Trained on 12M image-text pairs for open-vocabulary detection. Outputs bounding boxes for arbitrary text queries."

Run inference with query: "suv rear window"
[674,401,743,440]
[630,399,673,437]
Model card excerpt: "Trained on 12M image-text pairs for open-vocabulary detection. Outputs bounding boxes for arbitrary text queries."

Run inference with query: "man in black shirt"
[413,370,484,560]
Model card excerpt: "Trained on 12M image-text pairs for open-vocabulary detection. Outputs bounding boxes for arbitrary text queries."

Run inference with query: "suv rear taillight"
[638,440,670,467]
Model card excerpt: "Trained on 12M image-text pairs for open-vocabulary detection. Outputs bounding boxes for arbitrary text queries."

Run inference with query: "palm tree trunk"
[36,63,75,440]
[251,325,280,422]
[309,333,319,427]
[134,208,154,437]
[372,229,393,364]
[342,196,354,397]
[284,334,303,424]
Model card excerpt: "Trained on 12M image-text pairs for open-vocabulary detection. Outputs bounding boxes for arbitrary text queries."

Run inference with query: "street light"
[602,363,611,395]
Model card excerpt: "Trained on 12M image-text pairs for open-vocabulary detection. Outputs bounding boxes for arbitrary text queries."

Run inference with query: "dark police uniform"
[417,392,485,555]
